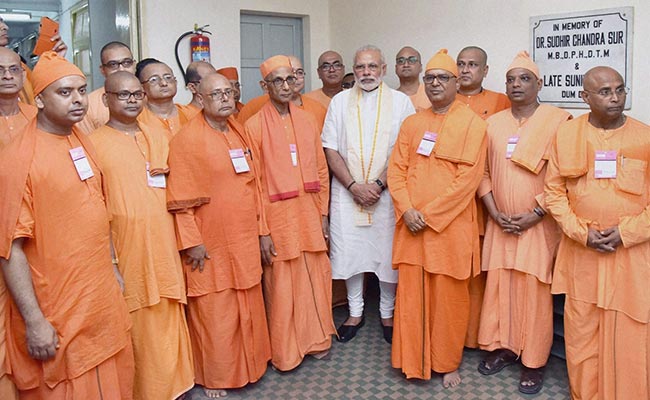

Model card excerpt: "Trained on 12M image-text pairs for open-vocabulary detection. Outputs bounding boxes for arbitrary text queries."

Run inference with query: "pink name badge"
[68,146,94,181]
[594,150,617,179]
[290,144,298,166]
[505,136,519,159]
[416,132,437,156]
[229,149,250,173]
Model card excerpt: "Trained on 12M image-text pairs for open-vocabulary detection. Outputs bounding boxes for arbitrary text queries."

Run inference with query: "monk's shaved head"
[583,66,624,91]
[0,47,24,97]
[458,46,487,65]
[318,50,342,66]
[199,73,236,120]
[0,47,21,64]
[104,71,140,92]
[198,72,229,94]
[396,46,422,61]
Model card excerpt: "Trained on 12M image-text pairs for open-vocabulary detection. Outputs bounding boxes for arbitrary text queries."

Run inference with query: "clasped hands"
[403,208,426,234]
[587,227,622,253]
[349,182,381,208]
[495,211,542,236]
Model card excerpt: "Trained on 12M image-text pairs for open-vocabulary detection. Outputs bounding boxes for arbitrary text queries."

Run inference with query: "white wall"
[328,0,649,121]
[139,0,330,104]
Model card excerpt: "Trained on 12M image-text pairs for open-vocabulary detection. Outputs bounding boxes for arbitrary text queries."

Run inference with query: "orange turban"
[216,67,239,81]
[507,51,540,78]
[32,51,85,96]
[425,49,458,77]
[260,55,292,79]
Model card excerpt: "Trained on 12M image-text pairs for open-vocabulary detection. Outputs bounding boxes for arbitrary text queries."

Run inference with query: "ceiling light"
[0,12,32,22]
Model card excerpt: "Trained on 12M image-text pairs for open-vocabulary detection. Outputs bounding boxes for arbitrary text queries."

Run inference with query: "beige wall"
[139,0,330,103]
[328,0,649,121]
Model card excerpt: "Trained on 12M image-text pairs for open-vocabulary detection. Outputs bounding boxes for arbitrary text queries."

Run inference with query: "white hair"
[353,45,385,65]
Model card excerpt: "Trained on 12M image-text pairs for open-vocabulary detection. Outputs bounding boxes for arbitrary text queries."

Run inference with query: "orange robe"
[388,101,487,379]
[0,103,37,148]
[76,87,109,135]
[18,63,35,106]
[167,114,271,389]
[176,103,202,121]
[408,83,430,112]
[477,105,570,367]
[0,122,133,399]
[245,103,336,371]
[545,114,650,400]
[0,102,36,400]
[457,87,510,348]
[305,88,333,109]
[238,94,327,128]
[89,125,194,400]
[136,104,189,141]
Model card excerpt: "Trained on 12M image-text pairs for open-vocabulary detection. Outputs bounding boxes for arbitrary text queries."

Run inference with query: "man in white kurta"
[322,45,414,344]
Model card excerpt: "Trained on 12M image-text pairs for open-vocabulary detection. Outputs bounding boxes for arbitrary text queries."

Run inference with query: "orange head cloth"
[31,51,85,96]
[216,67,239,81]
[507,51,540,79]
[425,49,458,77]
[260,55,292,79]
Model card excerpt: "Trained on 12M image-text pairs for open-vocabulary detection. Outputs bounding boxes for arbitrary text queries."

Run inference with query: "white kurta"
[322,86,415,283]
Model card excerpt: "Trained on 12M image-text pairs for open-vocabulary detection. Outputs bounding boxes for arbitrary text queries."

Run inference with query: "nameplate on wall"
[530,7,633,109]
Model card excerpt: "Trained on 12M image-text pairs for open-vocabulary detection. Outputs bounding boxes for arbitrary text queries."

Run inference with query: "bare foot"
[344,315,363,326]
[204,388,228,398]
[443,370,461,388]
[310,349,330,360]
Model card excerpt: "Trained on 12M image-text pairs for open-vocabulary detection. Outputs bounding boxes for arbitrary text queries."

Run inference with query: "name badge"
[146,162,166,188]
[69,147,94,181]
[594,150,617,179]
[290,144,298,166]
[505,136,519,159]
[416,131,437,156]
[229,149,250,173]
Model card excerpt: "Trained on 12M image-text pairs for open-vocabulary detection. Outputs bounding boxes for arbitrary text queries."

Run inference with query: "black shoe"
[381,324,393,344]
[336,317,365,342]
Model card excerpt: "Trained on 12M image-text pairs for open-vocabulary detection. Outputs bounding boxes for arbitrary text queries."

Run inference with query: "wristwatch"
[375,179,386,192]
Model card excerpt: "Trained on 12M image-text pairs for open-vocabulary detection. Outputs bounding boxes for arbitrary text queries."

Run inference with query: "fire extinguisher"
[174,24,212,85]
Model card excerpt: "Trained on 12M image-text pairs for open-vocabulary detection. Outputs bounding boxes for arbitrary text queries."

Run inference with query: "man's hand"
[260,235,277,266]
[507,212,543,235]
[50,34,68,57]
[26,317,59,361]
[350,183,381,207]
[183,244,210,272]
[403,208,426,234]
[587,228,610,252]
[591,227,622,252]
[321,216,330,243]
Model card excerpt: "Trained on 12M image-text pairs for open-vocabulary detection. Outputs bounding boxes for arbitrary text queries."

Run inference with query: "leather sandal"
[519,366,544,394]
[477,349,518,375]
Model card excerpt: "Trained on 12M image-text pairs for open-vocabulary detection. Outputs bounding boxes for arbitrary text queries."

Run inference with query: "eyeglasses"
[423,74,455,84]
[202,88,234,100]
[294,69,305,78]
[396,56,419,65]
[106,90,146,100]
[265,76,297,88]
[319,61,344,71]
[141,74,176,86]
[102,58,135,70]
[353,63,381,73]
[342,81,355,89]
[0,65,23,76]
[583,87,629,98]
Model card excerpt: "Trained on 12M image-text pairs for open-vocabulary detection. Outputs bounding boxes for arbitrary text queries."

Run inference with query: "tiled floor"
[187,279,570,399]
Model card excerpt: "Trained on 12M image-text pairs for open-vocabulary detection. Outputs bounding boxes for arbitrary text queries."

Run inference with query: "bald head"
[198,72,229,94]
[199,73,236,120]
[395,46,422,81]
[457,46,489,94]
[318,51,342,66]
[583,66,624,91]
[458,46,487,64]
[102,71,144,123]
[581,66,627,124]
[104,70,140,92]
[397,46,422,61]
[185,61,216,85]
[0,47,25,97]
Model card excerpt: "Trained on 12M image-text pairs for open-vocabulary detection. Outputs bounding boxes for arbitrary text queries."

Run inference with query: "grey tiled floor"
[187,279,570,399]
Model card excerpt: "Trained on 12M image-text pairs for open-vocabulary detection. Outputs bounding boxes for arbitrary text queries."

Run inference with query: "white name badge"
[416,132,437,156]
[146,162,166,188]
[229,149,250,173]
[594,150,617,179]
[505,136,519,159]
[290,143,298,166]
[69,146,94,181]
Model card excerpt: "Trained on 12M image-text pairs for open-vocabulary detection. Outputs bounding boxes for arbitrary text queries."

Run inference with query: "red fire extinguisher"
[175,24,212,85]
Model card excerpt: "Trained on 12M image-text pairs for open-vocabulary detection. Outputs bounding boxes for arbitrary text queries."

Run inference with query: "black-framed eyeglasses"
[106,90,146,100]
[582,87,629,98]
[396,56,419,65]
[319,61,344,71]
[0,65,23,76]
[102,58,135,70]
[294,69,305,78]
[141,74,176,86]
[265,76,297,88]
[201,88,234,100]
[423,74,455,85]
